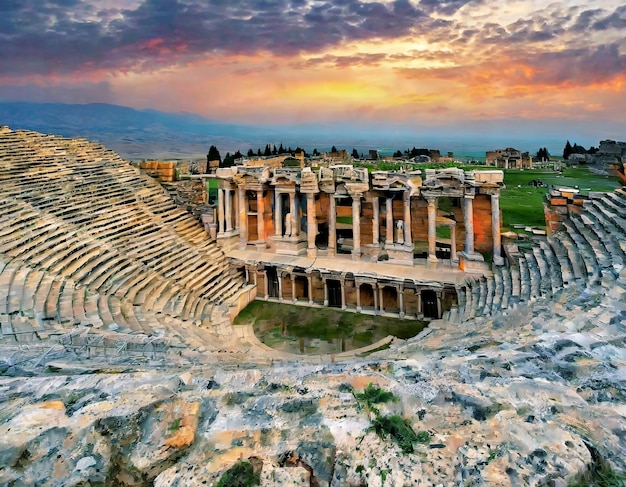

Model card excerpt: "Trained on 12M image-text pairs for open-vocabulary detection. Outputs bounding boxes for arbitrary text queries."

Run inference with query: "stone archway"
[422,290,439,319]
[327,279,342,307]
[267,267,279,298]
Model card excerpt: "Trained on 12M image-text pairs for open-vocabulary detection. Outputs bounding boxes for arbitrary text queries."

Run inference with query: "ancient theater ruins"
[201,160,505,320]
[1,126,625,486]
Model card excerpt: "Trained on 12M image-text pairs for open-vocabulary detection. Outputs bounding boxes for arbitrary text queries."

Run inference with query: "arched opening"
[360,283,375,310]
[382,286,399,313]
[267,267,279,298]
[295,276,308,300]
[422,290,439,319]
[327,279,342,307]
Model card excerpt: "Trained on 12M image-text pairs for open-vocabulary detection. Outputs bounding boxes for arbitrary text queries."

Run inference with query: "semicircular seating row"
[0,128,250,348]
[454,187,626,321]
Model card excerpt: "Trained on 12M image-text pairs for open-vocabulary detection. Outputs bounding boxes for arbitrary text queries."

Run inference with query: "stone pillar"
[323,279,329,306]
[306,193,317,257]
[373,284,379,315]
[277,273,283,301]
[262,269,268,299]
[289,192,297,237]
[450,223,458,262]
[378,286,384,314]
[340,279,346,310]
[463,195,474,254]
[356,283,361,312]
[307,274,314,305]
[225,189,233,231]
[328,196,336,256]
[291,274,297,304]
[234,188,239,230]
[275,191,282,237]
[352,194,361,260]
[257,190,265,243]
[427,197,438,265]
[437,292,442,319]
[417,291,422,316]
[398,287,405,318]
[385,197,393,244]
[491,194,504,265]
[403,191,412,247]
[372,197,380,245]
[238,186,248,249]
[217,188,225,234]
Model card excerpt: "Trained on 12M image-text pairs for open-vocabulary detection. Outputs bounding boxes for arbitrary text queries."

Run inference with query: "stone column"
[417,291,422,316]
[289,192,297,237]
[437,292,442,318]
[352,194,361,260]
[225,189,233,231]
[427,197,438,265]
[323,279,329,306]
[450,223,458,262]
[217,188,225,234]
[262,269,268,299]
[234,188,239,230]
[274,191,282,237]
[291,275,297,304]
[328,196,336,256]
[403,191,412,247]
[398,287,405,318]
[238,186,248,249]
[491,194,503,265]
[306,193,317,257]
[257,190,265,243]
[378,286,384,314]
[307,275,314,305]
[340,279,346,310]
[372,196,380,245]
[277,273,283,301]
[356,283,361,312]
[385,197,393,244]
[373,284,379,315]
[463,195,474,254]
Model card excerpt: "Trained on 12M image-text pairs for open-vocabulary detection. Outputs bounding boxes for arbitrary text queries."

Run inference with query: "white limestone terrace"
[0,127,254,352]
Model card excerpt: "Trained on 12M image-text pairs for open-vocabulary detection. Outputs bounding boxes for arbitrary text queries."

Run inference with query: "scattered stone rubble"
[0,126,624,486]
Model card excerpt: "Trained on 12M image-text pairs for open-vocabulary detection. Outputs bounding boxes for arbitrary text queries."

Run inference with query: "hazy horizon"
[1,0,625,146]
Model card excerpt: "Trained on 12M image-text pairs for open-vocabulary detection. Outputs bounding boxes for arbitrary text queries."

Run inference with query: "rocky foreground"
[1,272,625,486]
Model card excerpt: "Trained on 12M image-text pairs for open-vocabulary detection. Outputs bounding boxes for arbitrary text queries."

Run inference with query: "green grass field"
[500,167,619,229]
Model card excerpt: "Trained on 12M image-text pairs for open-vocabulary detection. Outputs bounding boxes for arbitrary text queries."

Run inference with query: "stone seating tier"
[0,129,250,344]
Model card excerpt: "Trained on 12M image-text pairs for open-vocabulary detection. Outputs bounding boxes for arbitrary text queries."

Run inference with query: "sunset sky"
[1,0,625,145]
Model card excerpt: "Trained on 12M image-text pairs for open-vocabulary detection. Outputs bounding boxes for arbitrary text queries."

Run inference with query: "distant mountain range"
[0,102,264,160]
[0,101,574,160]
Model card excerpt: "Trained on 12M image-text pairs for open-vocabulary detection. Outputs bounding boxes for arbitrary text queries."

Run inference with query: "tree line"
[562,141,598,160]
[206,143,311,169]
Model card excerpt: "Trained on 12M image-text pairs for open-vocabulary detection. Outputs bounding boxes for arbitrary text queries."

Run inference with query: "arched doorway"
[267,267,279,298]
[327,279,342,307]
[422,290,439,319]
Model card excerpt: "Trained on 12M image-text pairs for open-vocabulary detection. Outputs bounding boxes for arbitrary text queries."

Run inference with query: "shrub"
[216,461,260,487]
[369,414,430,454]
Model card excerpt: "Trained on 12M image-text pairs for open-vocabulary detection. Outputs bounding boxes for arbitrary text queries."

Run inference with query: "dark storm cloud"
[591,5,626,31]
[0,0,444,76]
[530,43,626,85]
[398,42,626,88]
